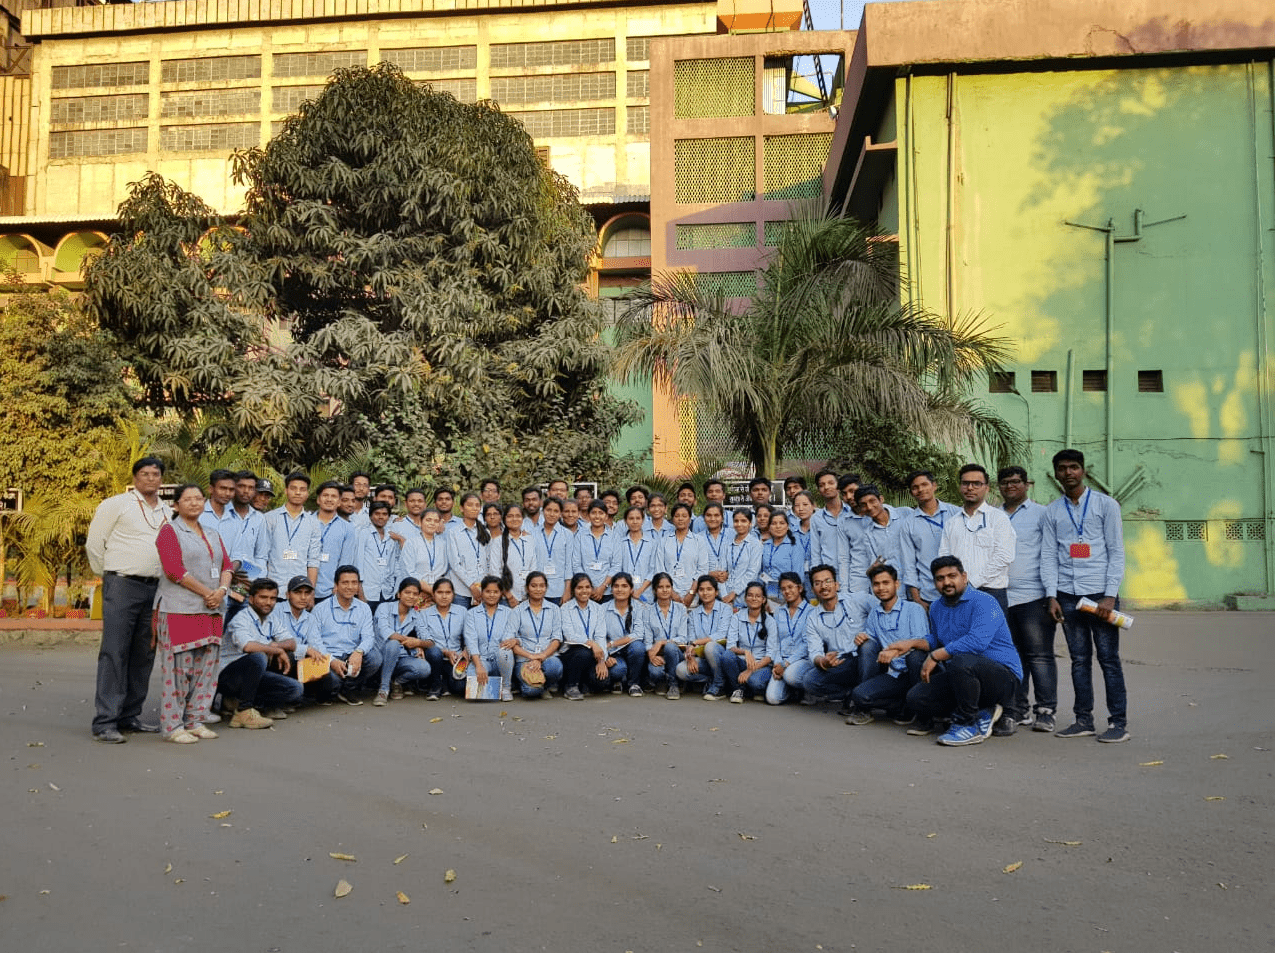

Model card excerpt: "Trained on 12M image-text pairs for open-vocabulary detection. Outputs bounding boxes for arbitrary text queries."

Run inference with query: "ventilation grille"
[273,50,367,78]
[673,58,754,119]
[51,93,149,126]
[381,46,477,72]
[627,71,649,99]
[491,39,615,70]
[763,221,787,246]
[492,72,615,105]
[674,137,755,204]
[52,62,149,90]
[510,108,615,138]
[675,222,757,250]
[49,127,147,159]
[161,88,260,120]
[695,271,757,298]
[160,122,259,153]
[161,55,261,84]
[763,133,833,200]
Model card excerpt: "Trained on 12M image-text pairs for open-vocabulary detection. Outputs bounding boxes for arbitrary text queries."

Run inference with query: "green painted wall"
[599,286,654,468]
[892,62,1275,606]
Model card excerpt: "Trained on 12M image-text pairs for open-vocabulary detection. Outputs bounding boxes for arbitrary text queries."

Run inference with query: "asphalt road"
[1,611,1271,953]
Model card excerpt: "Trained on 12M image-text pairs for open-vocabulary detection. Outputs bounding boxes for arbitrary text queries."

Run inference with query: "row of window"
[989,369,1164,394]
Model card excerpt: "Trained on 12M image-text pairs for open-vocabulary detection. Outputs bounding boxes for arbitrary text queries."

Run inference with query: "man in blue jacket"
[901,556,1023,746]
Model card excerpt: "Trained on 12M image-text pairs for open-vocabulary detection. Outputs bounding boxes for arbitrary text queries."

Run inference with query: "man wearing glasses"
[938,464,1016,611]
[995,466,1057,736]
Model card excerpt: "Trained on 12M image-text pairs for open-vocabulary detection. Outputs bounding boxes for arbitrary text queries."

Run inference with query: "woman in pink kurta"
[154,484,233,743]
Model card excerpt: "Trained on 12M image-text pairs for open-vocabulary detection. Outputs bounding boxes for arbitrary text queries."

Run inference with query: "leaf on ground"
[737,832,756,841]
[444,869,456,883]
[449,746,457,752]
[612,738,630,744]
[499,710,508,717]
[429,717,442,724]
[900,884,932,890]
[48,783,60,792]
[164,863,172,874]
[214,790,223,795]
[1002,861,1023,874]
[209,810,232,819]
[396,891,411,904]
[329,852,357,861]
[707,885,721,892]
[1204,796,1225,801]
[1210,753,1229,760]
[925,833,937,838]
[428,788,444,795]
[334,879,352,898]
[1043,839,1082,846]
[173,879,183,884]
[1139,761,1164,767]
[393,854,408,865]
[611,836,618,843]
[544,734,556,740]
[708,727,719,732]
[26,741,43,747]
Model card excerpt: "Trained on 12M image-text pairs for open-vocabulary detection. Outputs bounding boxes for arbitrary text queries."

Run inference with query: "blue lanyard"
[963,510,988,533]
[574,604,593,641]
[485,607,501,646]
[873,603,901,634]
[464,526,481,562]
[421,536,438,569]
[740,614,764,650]
[525,604,546,645]
[509,535,526,564]
[319,516,338,551]
[763,539,785,574]
[589,531,606,561]
[282,511,304,544]
[697,605,719,639]
[820,606,848,632]
[330,601,357,628]
[286,611,306,640]
[780,602,810,640]
[251,613,271,642]
[730,539,750,570]
[796,529,811,563]
[626,537,645,569]
[919,508,946,530]
[542,527,557,559]
[704,530,724,562]
[1065,489,1091,539]
[655,603,676,642]
[673,534,689,566]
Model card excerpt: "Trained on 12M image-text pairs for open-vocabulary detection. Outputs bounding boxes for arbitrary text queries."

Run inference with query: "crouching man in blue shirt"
[901,556,1022,746]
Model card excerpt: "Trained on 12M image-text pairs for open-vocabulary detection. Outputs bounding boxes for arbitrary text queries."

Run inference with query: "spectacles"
[959,480,986,488]
[998,478,1029,486]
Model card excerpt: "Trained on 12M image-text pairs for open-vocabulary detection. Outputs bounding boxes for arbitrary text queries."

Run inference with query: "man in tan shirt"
[85,457,171,744]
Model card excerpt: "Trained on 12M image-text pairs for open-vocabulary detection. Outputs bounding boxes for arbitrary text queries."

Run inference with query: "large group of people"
[85,448,1131,748]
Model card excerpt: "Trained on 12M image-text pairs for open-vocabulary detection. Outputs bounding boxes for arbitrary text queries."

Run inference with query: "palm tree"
[611,206,1021,478]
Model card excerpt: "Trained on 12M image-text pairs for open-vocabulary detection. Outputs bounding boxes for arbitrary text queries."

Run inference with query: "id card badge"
[760,572,774,584]
[282,549,298,561]
[1070,543,1091,559]
[376,557,389,567]
[320,553,330,562]
[210,567,220,581]
[544,564,558,576]
[589,561,604,572]
[672,565,687,581]
[631,575,642,587]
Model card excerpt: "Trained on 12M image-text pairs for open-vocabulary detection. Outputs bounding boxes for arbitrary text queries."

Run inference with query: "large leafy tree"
[612,206,1020,477]
[86,64,636,475]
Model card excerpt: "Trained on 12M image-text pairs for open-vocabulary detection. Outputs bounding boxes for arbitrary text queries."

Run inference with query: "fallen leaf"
[1139,761,1164,766]
[429,717,442,724]
[334,879,352,898]
[428,788,443,795]
[329,852,357,862]
[612,738,629,744]
[632,834,649,840]
[214,790,223,795]
[173,879,183,884]
[544,734,556,740]
[220,823,232,828]
[164,863,172,874]
[40,889,50,895]
[499,710,508,717]
[707,885,721,893]
[449,746,457,752]
[736,832,756,841]
[1002,861,1023,874]
[26,742,43,747]
[444,869,456,883]
[925,833,937,838]
[393,854,408,865]
[396,891,411,904]
[1204,796,1225,801]
[611,836,618,843]
[708,727,719,732]
[1043,839,1082,846]
[900,884,932,890]
[209,810,232,819]
[656,843,662,850]
[1218,882,1228,889]
[1210,753,1229,760]
[48,783,60,792]
[707,778,725,783]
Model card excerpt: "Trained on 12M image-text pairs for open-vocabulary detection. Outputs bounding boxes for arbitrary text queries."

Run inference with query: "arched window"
[603,225,650,259]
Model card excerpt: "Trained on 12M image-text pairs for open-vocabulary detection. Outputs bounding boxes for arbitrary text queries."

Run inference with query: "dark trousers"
[218,653,304,712]
[93,573,158,733]
[1007,597,1058,718]
[1058,592,1127,730]
[905,652,1020,725]
[561,645,609,693]
[851,649,924,716]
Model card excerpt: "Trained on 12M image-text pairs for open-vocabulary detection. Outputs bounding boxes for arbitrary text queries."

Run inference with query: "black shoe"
[93,728,127,744]
[991,714,1016,737]
[120,718,161,733]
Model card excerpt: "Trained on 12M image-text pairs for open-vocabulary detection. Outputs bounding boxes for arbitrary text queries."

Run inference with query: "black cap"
[287,575,314,593]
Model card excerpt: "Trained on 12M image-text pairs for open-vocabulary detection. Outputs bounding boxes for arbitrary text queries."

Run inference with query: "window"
[603,227,650,259]
[1138,370,1164,393]
[989,371,1015,393]
[1082,370,1107,392]
[1030,370,1057,393]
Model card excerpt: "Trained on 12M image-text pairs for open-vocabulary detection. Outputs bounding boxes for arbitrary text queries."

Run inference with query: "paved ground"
[1,611,1271,953]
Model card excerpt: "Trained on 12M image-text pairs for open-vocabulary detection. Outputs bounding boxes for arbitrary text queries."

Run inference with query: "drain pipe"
[1254,62,1275,595]
[1064,348,1074,450]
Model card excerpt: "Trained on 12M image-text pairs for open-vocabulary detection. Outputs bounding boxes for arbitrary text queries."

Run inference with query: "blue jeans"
[765,658,813,704]
[607,641,648,690]
[1007,598,1058,718]
[855,637,883,684]
[1058,592,1127,729]
[715,651,772,698]
[905,652,1019,725]
[337,642,383,694]
[515,655,563,698]
[851,649,923,716]
[217,652,304,711]
[378,641,432,693]
[645,642,683,688]
[802,652,860,701]
[473,650,515,688]
[561,645,609,693]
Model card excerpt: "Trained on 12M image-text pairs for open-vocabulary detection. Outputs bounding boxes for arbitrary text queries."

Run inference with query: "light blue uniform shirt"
[463,603,515,659]
[723,535,762,603]
[200,502,252,564]
[220,606,287,673]
[845,506,915,591]
[1004,498,1047,606]
[314,597,377,657]
[772,600,814,665]
[656,531,708,597]
[484,531,540,601]
[699,527,731,579]
[254,506,322,590]
[559,599,608,648]
[353,524,401,602]
[533,524,572,596]
[401,532,449,587]
[726,610,773,659]
[612,532,659,596]
[373,600,425,645]
[810,505,848,570]
[271,602,319,658]
[603,600,648,652]
[805,592,875,659]
[572,527,619,591]
[899,501,961,603]
[864,597,930,646]
[687,601,732,645]
[420,605,465,653]
[511,601,562,654]
[445,522,487,597]
[1040,488,1125,599]
[643,600,689,647]
[758,537,803,601]
[314,514,359,599]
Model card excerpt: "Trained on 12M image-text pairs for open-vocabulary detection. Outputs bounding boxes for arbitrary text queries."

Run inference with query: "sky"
[805,0,919,32]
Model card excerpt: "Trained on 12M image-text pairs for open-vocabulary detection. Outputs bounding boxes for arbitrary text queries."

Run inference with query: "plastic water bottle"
[888,656,908,679]
[1077,597,1134,629]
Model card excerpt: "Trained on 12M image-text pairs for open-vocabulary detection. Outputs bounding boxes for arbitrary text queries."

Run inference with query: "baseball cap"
[256,478,275,494]
[287,575,314,592]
